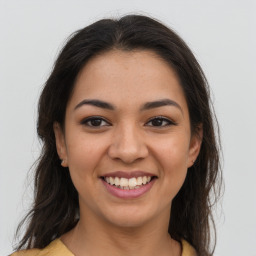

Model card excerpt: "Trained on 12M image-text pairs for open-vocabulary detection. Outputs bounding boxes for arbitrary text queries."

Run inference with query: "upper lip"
[100,171,157,179]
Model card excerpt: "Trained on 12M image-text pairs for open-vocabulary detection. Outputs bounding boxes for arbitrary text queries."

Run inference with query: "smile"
[100,172,157,199]
[103,176,152,190]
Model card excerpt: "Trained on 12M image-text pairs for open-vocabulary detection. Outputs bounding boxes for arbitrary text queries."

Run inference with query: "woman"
[11,14,222,256]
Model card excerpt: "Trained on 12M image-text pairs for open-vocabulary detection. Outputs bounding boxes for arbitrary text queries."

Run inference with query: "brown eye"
[81,117,110,127]
[146,117,176,127]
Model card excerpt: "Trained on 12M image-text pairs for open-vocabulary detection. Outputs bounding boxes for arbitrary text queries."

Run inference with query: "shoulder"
[11,238,196,256]
[9,239,74,256]
[181,239,197,256]
[10,248,41,256]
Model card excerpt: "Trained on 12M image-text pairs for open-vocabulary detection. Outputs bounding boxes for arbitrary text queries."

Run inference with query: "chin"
[107,216,150,230]
[101,204,160,229]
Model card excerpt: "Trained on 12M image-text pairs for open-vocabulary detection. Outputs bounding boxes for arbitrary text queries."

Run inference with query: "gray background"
[1,0,255,255]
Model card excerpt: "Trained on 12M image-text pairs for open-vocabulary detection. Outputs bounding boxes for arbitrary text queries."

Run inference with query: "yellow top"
[10,238,197,256]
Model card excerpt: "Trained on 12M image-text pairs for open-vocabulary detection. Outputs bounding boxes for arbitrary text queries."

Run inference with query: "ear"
[53,122,68,167]
[187,124,203,168]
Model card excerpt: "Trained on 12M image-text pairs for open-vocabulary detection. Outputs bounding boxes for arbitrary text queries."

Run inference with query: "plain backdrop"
[1,0,255,255]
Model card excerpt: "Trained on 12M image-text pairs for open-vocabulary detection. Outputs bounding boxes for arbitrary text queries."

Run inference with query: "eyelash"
[80,116,111,127]
[80,116,176,128]
[146,116,177,127]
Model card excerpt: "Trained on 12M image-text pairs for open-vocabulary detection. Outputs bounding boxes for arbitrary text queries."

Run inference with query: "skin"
[54,50,202,256]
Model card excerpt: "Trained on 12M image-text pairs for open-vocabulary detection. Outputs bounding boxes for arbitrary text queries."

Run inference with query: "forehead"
[68,49,188,113]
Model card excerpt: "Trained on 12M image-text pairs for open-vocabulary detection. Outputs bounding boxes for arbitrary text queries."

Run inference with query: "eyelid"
[80,115,177,128]
[80,116,111,127]
[145,116,177,126]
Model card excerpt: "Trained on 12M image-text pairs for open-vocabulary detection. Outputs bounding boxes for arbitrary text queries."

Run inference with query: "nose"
[108,124,149,164]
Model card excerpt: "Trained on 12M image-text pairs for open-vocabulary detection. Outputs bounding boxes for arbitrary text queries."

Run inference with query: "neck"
[61,208,181,256]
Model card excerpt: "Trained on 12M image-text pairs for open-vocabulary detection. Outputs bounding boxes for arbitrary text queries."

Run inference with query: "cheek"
[153,133,190,168]
[152,135,190,196]
[65,133,107,181]
[65,136,106,208]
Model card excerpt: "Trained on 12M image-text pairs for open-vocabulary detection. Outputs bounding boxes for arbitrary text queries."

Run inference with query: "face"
[54,50,202,229]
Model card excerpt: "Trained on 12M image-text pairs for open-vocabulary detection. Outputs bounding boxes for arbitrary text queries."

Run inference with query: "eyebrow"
[74,99,115,110]
[140,99,183,113]
[74,98,183,113]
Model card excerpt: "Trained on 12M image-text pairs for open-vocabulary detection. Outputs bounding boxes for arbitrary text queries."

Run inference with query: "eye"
[146,116,176,127]
[81,116,111,127]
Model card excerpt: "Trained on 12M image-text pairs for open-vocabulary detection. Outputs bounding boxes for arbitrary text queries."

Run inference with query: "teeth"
[104,176,153,189]
[114,177,120,186]
[128,177,137,189]
[110,177,114,185]
[137,177,143,186]
[120,177,128,187]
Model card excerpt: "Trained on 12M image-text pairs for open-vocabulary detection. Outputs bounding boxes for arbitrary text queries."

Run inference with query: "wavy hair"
[16,14,222,256]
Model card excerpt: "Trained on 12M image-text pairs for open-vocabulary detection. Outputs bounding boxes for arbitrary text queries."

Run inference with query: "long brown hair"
[15,14,222,256]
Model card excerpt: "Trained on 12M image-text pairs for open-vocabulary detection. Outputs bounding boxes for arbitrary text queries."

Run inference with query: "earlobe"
[188,124,203,168]
[53,122,68,167]
[61,159,68,167]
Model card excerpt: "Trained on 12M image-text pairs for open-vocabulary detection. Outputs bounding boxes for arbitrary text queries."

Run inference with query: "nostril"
[107,136,149,164]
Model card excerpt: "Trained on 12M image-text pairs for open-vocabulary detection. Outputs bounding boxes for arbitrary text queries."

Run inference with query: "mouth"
[100,172,157,199]
[101,175,157,190]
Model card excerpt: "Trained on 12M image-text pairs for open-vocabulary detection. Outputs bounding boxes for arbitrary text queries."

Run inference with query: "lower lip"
[102,179,155,199]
